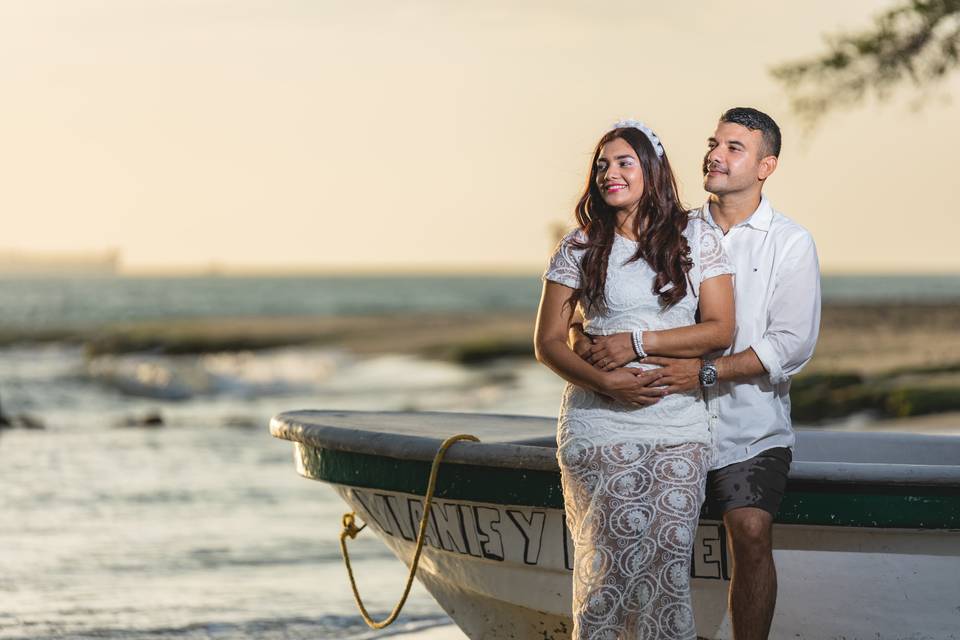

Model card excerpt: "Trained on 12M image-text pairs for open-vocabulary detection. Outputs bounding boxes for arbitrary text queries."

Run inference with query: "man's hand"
[600,368,666,406]
[568,323,593,360]
[641,356,701,394]
[587,333,636,371]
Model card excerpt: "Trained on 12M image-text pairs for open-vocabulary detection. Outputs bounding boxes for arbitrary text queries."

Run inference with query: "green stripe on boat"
[297,445,960,530]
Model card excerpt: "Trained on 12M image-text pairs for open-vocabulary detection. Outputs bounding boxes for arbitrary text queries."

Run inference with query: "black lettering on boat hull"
[407,497,443,550]
[474,506,504,561]
[692,523,729,580]
[507,509,546,565]
[459,504,483,558]
[433,501,469,554]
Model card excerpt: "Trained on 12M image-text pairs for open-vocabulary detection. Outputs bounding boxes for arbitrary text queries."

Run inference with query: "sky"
[2,0,958,274]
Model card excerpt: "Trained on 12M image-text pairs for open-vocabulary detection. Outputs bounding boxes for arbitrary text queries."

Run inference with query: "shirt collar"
[701,195,773,232]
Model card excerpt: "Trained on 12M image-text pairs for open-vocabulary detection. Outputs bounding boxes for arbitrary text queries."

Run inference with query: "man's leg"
[706,447,791,640]
[723,506,776,640]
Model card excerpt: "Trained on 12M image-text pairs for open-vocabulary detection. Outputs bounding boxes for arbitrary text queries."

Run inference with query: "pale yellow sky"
[1,0,958,273]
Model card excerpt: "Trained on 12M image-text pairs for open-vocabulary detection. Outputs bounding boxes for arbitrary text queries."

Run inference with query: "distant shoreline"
[3,302,958,426]
[3,270,960,278]
[0,302,958,366]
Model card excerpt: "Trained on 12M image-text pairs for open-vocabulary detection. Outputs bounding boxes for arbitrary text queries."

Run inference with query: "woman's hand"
[600,367,666,406]
[587,333,637,371]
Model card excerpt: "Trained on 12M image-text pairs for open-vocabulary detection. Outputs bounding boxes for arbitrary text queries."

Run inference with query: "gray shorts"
[706,447,792,516]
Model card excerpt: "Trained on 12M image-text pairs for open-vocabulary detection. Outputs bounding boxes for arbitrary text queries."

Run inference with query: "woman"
[534,120,735,639]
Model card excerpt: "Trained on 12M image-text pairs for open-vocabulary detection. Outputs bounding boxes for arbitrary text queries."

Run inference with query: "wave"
[85,347,344,401]
[95,546,396,574]
[0,341,562,430]
[85,348,485,402]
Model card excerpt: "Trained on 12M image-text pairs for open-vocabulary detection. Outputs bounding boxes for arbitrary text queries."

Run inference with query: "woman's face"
[595,137,645,214]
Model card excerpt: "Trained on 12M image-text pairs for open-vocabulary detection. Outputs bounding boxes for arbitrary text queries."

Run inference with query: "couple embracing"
[534,107,821,639]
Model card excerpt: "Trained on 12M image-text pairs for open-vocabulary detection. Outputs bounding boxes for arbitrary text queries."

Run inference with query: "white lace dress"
[543,214,734,640]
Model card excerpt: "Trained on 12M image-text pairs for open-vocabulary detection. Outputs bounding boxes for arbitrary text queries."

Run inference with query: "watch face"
[700,365,718,386]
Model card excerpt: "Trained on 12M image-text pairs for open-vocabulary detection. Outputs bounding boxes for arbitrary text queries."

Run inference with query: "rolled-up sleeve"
[751,233,821,384]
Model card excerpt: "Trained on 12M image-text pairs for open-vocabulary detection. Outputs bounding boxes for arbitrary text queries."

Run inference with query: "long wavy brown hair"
[572,127,693,311]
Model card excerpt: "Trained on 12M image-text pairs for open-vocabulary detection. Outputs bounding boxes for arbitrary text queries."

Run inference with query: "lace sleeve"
[542,230,584,289]
[699,223,734,282]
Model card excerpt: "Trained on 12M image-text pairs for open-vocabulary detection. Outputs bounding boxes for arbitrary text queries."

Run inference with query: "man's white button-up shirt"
[698,195,822,469]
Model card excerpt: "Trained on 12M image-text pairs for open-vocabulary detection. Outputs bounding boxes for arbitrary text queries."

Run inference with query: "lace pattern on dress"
[693,214,735,283]
[543,229,586,289]
[559,440,711,640]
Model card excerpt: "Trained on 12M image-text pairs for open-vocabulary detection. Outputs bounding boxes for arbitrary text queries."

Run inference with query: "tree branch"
[771,0,960,128]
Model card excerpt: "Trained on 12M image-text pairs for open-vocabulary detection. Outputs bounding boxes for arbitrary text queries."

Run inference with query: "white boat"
[270,410,960,639]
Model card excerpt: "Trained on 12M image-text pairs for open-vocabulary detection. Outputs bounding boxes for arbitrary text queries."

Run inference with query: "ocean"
[2,274,960,330]
[1,274,959,639]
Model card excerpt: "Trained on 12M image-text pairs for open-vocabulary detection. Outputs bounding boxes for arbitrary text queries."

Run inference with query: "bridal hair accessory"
[611,119,664,158]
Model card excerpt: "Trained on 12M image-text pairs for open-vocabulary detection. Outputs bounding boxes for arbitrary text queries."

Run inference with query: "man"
[573,107,821,640]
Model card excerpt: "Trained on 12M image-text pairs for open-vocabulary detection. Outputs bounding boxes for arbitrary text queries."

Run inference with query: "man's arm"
[750,233,821,383]
[716,348,766,381]
[642,347,765,393]
[647,232,821,393]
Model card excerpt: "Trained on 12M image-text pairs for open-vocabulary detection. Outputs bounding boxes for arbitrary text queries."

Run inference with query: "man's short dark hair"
[720,107,781,158]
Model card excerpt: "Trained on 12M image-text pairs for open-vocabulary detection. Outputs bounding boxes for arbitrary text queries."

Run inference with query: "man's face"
[702,121,770,196]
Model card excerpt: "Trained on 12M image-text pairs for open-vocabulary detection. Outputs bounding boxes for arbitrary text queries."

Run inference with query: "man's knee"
[724,507,773,555]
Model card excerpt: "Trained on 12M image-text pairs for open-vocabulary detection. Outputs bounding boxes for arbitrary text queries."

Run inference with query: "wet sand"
[79,312,537,360]
[807,303,960,374]
[415,625,469,639]
[78,302,960,373]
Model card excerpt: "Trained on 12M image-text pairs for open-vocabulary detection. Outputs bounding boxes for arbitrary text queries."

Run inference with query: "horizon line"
[1,266,959,278]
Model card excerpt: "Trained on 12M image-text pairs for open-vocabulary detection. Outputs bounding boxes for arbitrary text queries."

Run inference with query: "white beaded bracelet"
[631,330,647,358]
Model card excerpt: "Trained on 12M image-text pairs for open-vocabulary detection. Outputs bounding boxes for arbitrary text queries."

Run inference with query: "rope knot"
[341,512,366,540]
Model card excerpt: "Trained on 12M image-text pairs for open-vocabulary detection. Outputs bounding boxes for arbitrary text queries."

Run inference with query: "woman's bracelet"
[631,330,647,358]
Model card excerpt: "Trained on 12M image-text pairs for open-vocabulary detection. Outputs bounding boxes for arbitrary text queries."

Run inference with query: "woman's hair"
[572,127,692,311]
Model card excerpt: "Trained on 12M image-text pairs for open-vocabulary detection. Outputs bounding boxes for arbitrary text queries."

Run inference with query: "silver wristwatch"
[699,359,718,388]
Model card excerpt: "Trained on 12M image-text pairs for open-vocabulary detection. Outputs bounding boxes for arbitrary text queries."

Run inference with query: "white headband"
[610,118,665,158]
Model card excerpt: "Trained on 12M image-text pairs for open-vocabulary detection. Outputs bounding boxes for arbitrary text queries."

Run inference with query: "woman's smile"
[595,137,645,211]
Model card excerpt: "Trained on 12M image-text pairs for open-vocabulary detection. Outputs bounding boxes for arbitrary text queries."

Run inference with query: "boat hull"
[303,450,960,639]
[274,411,960,639]
[336,486,960,640]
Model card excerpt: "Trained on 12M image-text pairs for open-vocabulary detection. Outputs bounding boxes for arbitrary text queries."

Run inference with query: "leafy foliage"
[772,0,960,126]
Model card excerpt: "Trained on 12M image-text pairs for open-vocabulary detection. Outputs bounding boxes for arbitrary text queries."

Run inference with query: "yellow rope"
[339,433,481,629]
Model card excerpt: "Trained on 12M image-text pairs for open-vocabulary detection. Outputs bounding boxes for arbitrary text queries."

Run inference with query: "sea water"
[0,422,459,639]
[2,273,960,330]
[0,344,562,639]
[1,274,959,639]
[0,278,571,638]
